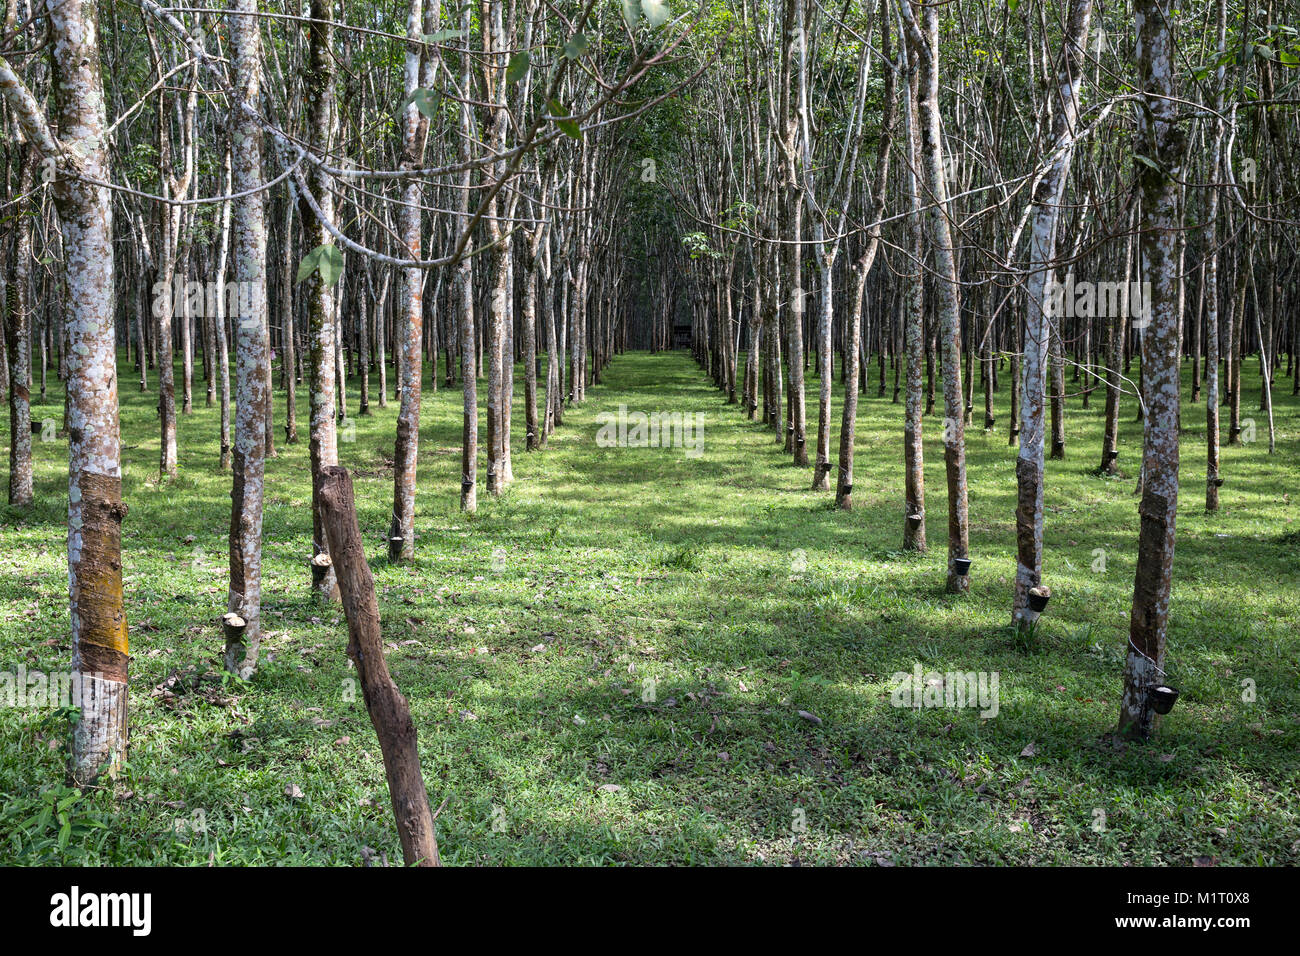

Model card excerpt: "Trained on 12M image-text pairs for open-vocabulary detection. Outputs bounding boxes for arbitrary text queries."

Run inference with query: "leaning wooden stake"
[317,465,440,866]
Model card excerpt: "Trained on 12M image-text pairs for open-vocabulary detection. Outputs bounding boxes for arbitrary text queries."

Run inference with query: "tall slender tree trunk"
[811,251,834,489]
[302,0,339,600]
[215,150,233,471]
[389,0,432,560]
[0,0,130,782]
[902,63,926,551]
[780,0,807,467]
[457,7,477,512]
[1101,206,1135,474]
[523,241,541,452]
[1204,0,1227,510]
[224,0,271,679]
[357,269,371,415]
[904,0,970,592]
[837,6,895,512]
[1119,0,1185,740]
[1049,314,1066,459]
[281,200,299,444]
[6,146,34,506]
[374,269,388,408]
[1014,0,1094,629]
[155,201,178,478]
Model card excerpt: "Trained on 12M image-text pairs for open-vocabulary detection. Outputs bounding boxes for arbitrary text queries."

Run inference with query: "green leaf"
[506,51,530,84]
[1279,48,1299,66]
[563,33,590,60]
[400,87,442,120]
[549,99,581,140]
[621,0,642,28]
[297,244,344,287]
[317,244,344,286]
[642,0,671,27]
[424,28,465,43]
[1007,0,1020,13]
[296,247,321,283]
[1133,153,1161,173]
[56,794,80,814]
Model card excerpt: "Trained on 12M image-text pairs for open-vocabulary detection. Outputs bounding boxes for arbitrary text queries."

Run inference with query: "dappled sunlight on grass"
[1,351,1296,864]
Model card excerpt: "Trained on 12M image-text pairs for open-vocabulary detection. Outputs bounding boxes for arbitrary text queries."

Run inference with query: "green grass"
[1,349,1297,865]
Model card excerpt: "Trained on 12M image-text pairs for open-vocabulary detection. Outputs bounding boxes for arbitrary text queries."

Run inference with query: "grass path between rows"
[1,349,1297,864]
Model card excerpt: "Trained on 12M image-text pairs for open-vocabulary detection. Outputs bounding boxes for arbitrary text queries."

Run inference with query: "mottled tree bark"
[903,0,969,592]
[215,151,233,471]
[902,63,926,551]
[1,0,129,783]
[458,254,478,512]
[357,269,371,415]
[523,232,542,453]
[281,200,298,444]
[1119,0,1185,740]
[457,5,478,512]
[6,145,34,506]
[388,0,433,560]
[301,0,339,601]
[780,0,808,468]
[482,0,510,496]
[811,249,834,489]
[225,0,270,679]
[1204,0,1227,510]
[837,9,895,510]
[153,192,178,478]
[486,242,507,496]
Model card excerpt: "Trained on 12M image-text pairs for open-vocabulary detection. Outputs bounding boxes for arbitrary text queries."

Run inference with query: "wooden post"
[317,465,440,866]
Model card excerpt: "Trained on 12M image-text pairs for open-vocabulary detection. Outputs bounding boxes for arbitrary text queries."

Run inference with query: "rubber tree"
[224,0,271,678]
[6,142,34,506]
[779,0,808,467]
[1013,0,1095,631]
[901,50,926,552]
[836,0,896,512]
[901,0,969,592]
[456,7,478,513]
[389,0,434,559]
[1204,0,1228,511]
[1,0,129,783]
[1119,0,1186,740]
[300,0,340,601]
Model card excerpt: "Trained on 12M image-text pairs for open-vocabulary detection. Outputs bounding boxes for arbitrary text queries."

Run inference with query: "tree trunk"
[0,0,132,782]
[225,0,271,679]
[1119,0,1185,740]
[902,62,926,551]
[302,0,339,601]
[1204,0,1227,510]
[6,145,34,506]
[318,466,440,867]
[1014,0,1094,630]
[905,0,969,592]
[388,0,432,560]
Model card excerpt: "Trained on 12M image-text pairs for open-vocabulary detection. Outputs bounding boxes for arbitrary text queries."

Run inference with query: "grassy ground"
[1,349,1297,865]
